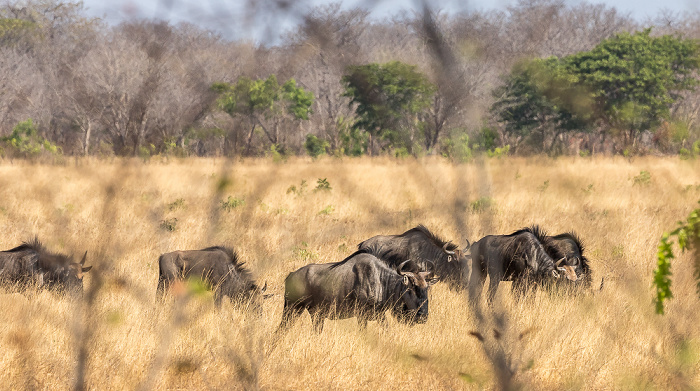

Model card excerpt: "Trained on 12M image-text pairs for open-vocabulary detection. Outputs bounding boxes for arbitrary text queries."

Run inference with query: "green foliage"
[268,144,286,163]
[486,145,510,158]
[221,196,245,211]
[293,242,318,261]
[314,178,332,192]
[304,134,330,158]
[441,132,473,162]
[318,205,335,215]
[167,198,186,211]
[287,180,308,196]
[342,61,435,153]
[654,200,700,314]
[633,170,652,186]
[492,29,700,153]
[680,140,700,160]
[1,119,61,158]
[537,180,550,193]
[469,197,493,213]
[213,76,313,121]
[338,116,368,156]
[159,218,178,232]
[0,18,41,48]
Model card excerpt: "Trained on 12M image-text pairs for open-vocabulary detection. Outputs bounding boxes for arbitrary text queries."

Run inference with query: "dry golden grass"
[0,155,699,390]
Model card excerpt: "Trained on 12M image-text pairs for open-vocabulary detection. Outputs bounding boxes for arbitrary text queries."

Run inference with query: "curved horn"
[80,251,87,265]
[555,258,565,267]
[463,238,471,251]
[442,242,455,256]
[398,260,412,274]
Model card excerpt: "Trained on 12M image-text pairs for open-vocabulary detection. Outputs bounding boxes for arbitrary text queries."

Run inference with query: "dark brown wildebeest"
[0,237,91,293]
[542,231,592,290]
[277,252,436,333]
[358,225,469,290]
[468,226,578,303]
[157,246,267,308]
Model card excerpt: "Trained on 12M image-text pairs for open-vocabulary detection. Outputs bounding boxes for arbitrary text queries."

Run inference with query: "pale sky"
[81,0,700,43]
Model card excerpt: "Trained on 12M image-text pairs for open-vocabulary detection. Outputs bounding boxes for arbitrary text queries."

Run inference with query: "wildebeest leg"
[376,312,388,328]
[277,301,304,332]
[156,277,169,301]
[310,311,324,334]
[511,278,529,303]
[486,270,504,305]
[468,249,486,303]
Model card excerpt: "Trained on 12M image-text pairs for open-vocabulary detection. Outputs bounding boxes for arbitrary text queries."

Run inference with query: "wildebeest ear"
[402,275,410,286]
[80,251,88,266]
[551,270,560,279]
[447,255,453,263]
[82,266,93,273]
[260,281,268,293]
[427,277,439,286]
[263,294,274,300]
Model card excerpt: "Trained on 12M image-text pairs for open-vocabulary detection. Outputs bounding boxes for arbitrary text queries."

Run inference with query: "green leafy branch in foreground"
[654,200,700,314]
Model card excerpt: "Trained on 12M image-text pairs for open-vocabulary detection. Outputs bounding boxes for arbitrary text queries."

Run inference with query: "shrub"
[1,119,61,158]
[304,134,329,158]
[221,196,245,211]
[315,178,332,192]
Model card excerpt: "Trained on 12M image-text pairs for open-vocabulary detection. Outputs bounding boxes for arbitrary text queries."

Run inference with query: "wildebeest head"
[21,237,93,293]
[391,260,437,325]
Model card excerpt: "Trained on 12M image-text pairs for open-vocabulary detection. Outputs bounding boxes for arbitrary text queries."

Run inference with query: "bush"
[304,134,330,158]
[1,119,61,159]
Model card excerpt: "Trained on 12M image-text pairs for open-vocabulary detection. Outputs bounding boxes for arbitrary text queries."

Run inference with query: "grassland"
[0,156,699,390]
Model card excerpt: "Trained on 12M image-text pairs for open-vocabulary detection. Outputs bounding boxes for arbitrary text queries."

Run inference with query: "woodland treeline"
[2,0,700,158]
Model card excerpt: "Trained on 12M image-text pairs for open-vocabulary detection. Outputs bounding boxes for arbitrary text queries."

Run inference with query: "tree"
[213,75,313,155]
[565,29,700,148]
[492,29,700,154]
[342,61,435,155]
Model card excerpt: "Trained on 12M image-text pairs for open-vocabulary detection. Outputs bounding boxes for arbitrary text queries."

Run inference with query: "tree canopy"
[342,61,435,154]
[492,29,700,153]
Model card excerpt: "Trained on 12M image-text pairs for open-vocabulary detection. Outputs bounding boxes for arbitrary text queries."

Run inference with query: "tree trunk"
[83,120,91,156]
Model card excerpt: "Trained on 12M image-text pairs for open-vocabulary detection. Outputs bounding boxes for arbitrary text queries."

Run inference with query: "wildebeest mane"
[357,225,457,269]
[200,246,253,282]
[9,237,72,271]
[404,225,458,252]
[504,226,557,275]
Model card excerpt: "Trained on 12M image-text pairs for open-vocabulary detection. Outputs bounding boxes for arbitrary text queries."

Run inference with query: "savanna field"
[0,156,699,390]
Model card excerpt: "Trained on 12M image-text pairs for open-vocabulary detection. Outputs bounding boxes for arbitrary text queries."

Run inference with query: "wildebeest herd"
[0,224,592,332]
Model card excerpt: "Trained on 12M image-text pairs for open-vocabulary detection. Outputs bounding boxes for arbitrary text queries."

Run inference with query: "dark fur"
[358,225,468,290]
[278,253,435,333]
[157,246,263,308]
[0,237,90,293]
[469,227,560,303]
[545,231,592,289]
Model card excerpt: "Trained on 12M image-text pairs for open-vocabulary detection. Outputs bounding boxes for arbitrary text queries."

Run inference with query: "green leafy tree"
[565,29,700,147]
[492,29,700,154]
[492,57,591,153]
[342,61,435,155]
[213,75,314,155]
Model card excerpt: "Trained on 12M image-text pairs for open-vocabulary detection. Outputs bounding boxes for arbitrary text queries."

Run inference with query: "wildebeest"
[157,246,267,308]
[468,226,578,303]
[358,225,469,290]
[277,252,436,333]
[543,231,592,290]
[0,237,91,293]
